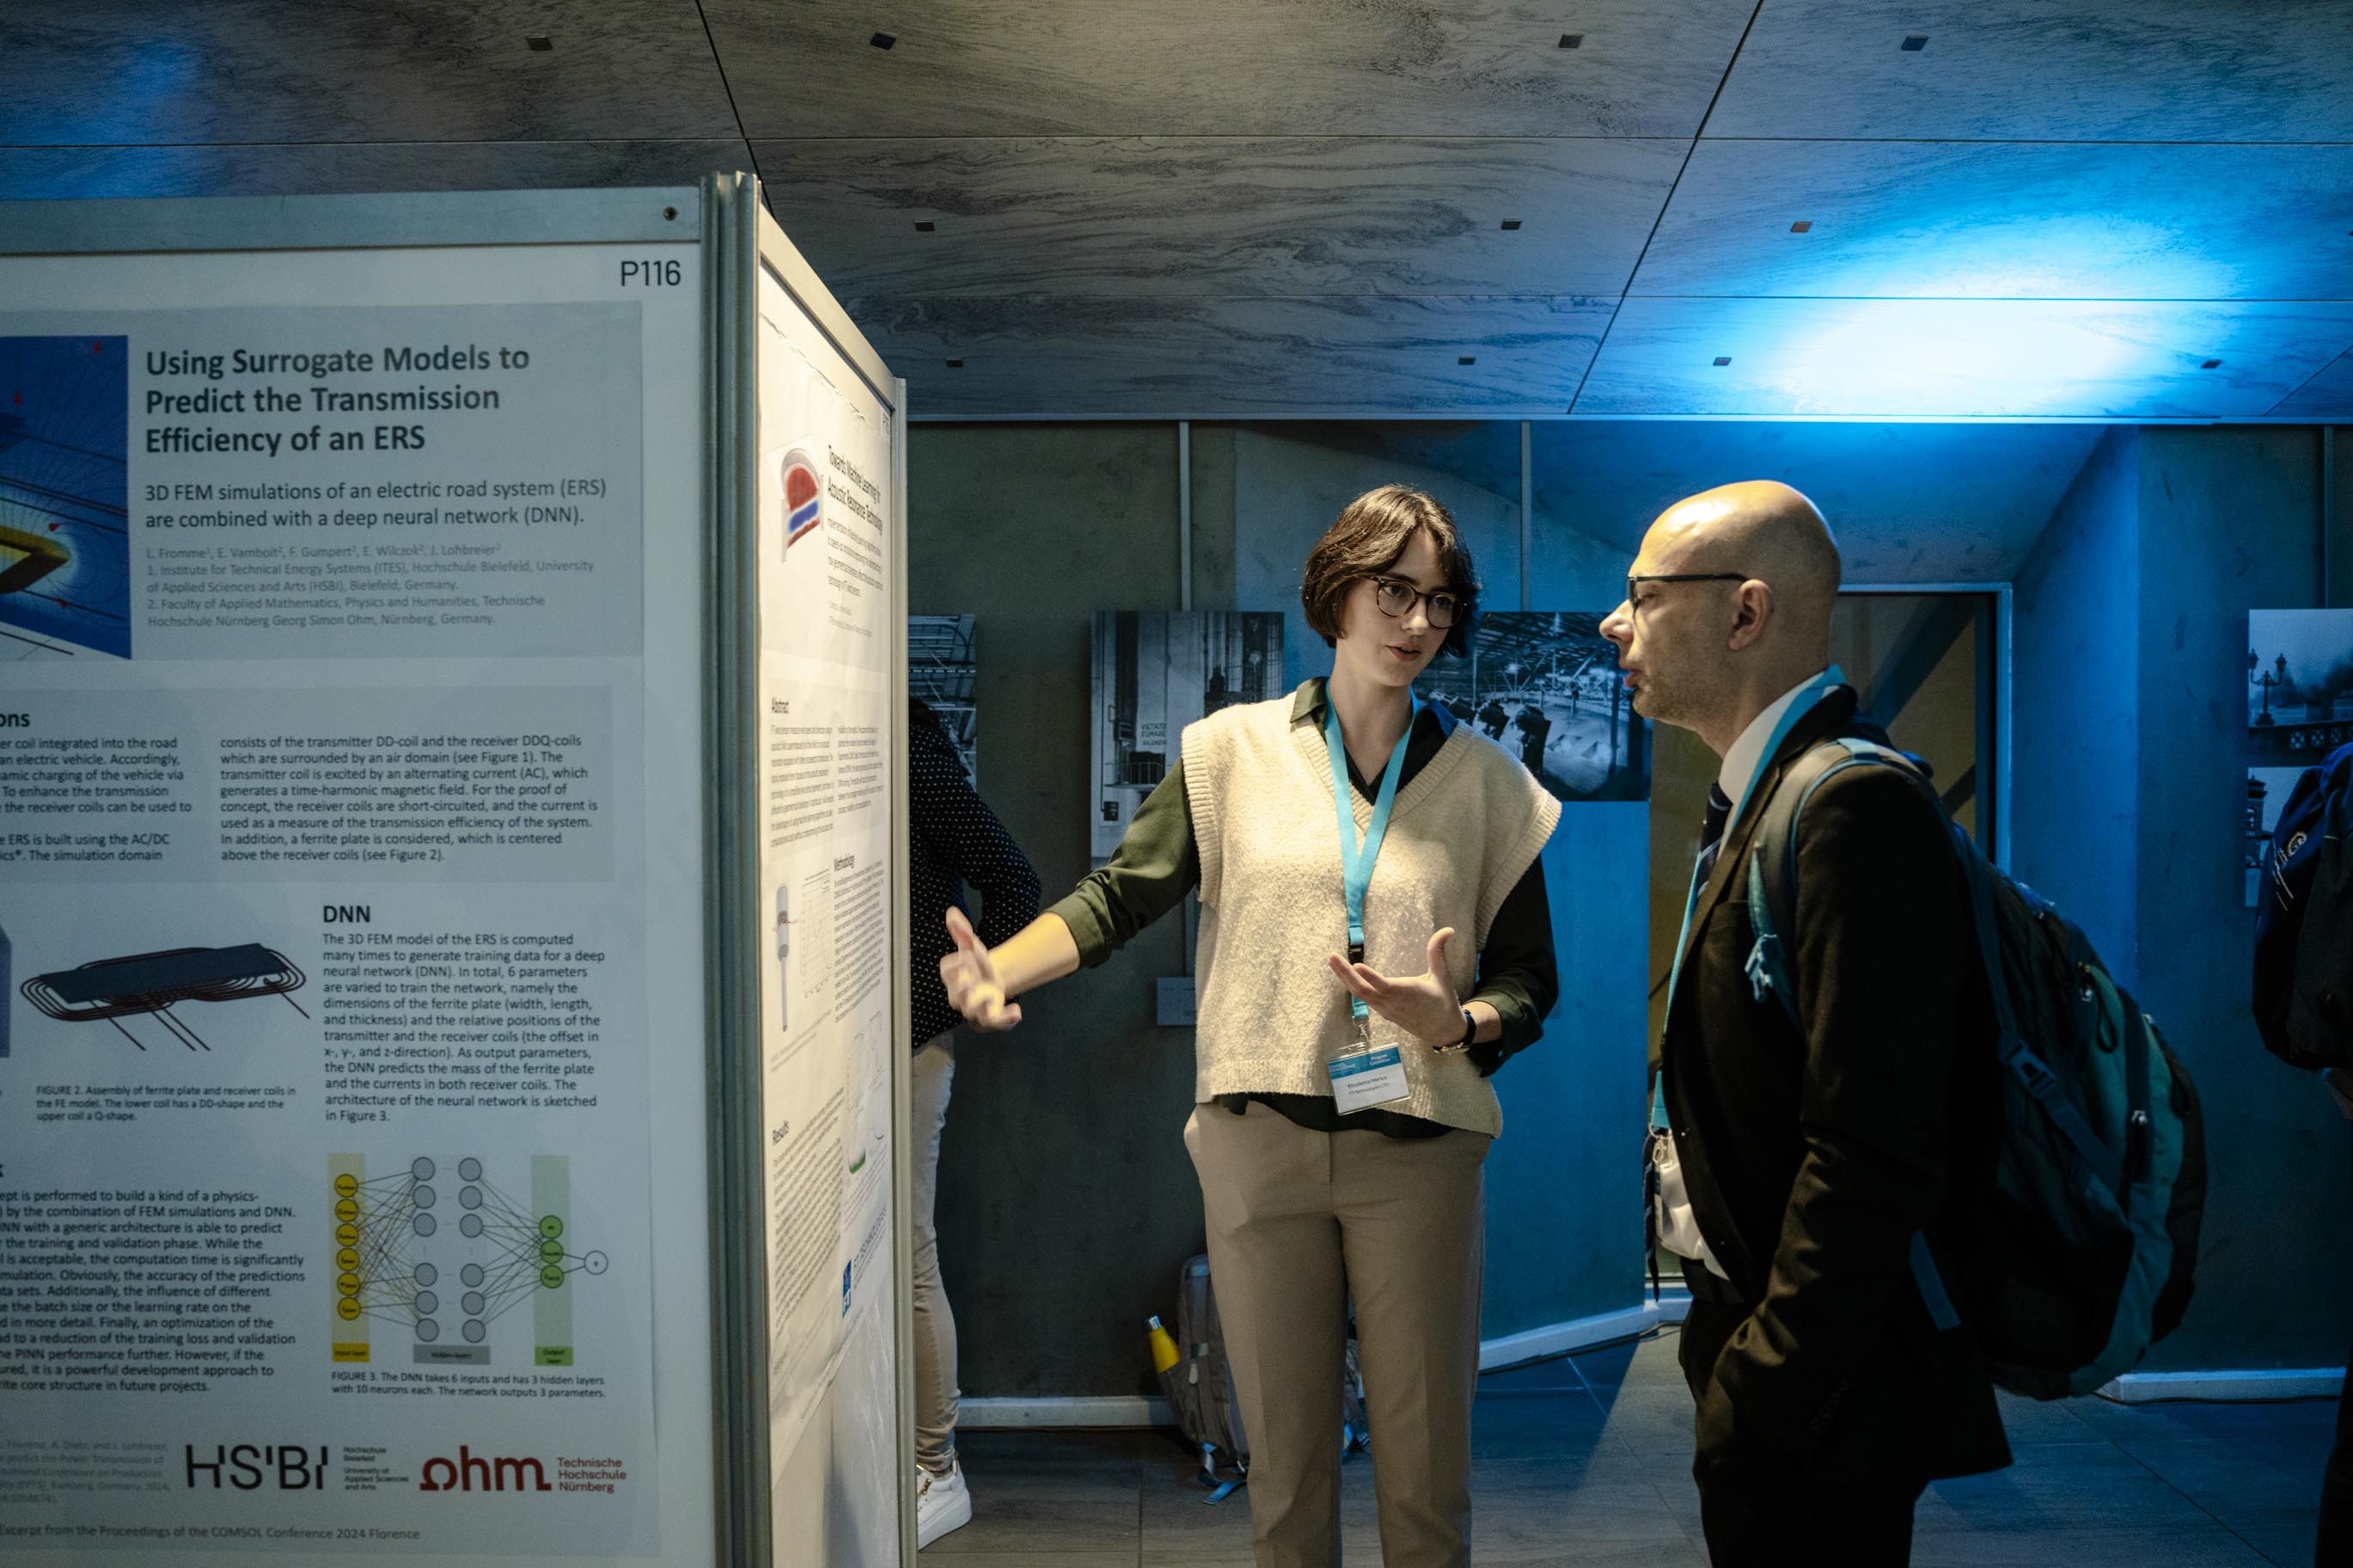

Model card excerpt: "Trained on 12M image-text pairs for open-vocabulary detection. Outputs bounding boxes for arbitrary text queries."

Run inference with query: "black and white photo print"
[1090,611,1284,857]
[1416,611,1650,803]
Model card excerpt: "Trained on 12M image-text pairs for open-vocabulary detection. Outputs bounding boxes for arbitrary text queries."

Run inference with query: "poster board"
[740,202,913,1568]
[0,189,715,1565]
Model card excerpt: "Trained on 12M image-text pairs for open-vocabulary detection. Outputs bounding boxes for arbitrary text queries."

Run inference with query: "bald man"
[1600,483,2008,1566]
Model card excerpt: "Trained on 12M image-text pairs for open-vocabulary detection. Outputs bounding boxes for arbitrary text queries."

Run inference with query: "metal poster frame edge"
[0,186,701,253]
[889,372,916,1568]
[705,168,769,1568]
[0,179,726,1568]
[744,178,914,1567]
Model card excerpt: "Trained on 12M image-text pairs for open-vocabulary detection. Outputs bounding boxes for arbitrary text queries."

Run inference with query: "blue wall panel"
[2130,427,2342,1372]
[2012,426,2141,968]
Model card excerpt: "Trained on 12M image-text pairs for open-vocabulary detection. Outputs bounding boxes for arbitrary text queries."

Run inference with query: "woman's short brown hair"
[1299,485,1480,659]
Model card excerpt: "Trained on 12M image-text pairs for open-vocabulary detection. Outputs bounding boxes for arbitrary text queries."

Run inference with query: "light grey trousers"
[1184,1101,1490,1568]
[911,1034,957,1473]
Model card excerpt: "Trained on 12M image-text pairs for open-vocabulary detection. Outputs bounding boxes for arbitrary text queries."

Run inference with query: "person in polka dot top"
[907,693,1039,1546]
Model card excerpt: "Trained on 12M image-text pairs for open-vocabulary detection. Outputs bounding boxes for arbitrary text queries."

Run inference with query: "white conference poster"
[750,255,898,1537]
[0,233,707,1562]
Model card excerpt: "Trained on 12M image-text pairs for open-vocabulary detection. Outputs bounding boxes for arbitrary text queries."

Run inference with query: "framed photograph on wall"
[1091,611,1284,857]
[2248,609,2353,761]
[1415,611,1650,802]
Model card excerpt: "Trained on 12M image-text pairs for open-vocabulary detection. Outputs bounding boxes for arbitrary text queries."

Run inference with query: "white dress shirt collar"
[1716,668,1837,828]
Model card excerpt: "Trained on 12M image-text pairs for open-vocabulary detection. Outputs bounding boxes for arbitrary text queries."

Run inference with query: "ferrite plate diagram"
[21,942,309,1050]
[329,1152,607,1367]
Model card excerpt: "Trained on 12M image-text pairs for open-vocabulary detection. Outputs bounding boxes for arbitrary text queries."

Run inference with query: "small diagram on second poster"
[2250,609,2353,760]
[910,613,978,778]
[1091,611,1283,857]
[1415,612,1650,802]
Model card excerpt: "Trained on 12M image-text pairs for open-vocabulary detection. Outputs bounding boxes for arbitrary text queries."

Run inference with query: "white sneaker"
[914,1459,972,1549]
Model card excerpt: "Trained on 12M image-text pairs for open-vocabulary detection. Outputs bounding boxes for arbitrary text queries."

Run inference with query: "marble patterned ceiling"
[2,0,2349,421]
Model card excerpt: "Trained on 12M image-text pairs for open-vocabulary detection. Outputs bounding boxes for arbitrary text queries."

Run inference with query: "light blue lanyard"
[1654,667,1845,1126]
[1326,690,1417,1033]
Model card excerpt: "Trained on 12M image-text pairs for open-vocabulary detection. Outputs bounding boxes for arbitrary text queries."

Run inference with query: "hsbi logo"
[417,1444,552,1493]
[185,1444,328,1491]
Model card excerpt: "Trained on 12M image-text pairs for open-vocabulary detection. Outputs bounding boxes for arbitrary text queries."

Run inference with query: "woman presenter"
[940,485,1560,1568]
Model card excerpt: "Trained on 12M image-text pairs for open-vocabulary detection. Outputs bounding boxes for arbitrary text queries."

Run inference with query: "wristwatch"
[1435,1007,1476,1055]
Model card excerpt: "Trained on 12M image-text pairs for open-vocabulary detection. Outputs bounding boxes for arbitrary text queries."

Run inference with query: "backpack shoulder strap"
[1743,735,1934,1021]
[1743,732,1968,1333]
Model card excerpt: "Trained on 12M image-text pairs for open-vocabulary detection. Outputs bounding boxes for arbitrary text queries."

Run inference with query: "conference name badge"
[1329,1044,1409,1113]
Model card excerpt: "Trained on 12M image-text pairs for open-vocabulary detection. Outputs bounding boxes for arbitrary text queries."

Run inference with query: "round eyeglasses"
[1371,575,1463,629]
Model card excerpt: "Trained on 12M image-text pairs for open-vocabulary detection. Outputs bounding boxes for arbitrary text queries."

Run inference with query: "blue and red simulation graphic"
[783,449,822,552]
[0,337,131,659]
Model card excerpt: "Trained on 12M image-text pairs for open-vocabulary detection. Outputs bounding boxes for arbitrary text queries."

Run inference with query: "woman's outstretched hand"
[941,906,1024,1030]
[1326,928,1464,1048]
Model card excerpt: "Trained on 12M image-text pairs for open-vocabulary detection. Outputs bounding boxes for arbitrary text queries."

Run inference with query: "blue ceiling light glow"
[1746,303,2191,417]
[1802,215,2241,302]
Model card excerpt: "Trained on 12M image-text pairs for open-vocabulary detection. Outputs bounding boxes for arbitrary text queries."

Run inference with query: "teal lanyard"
[1326,691,1417,1034]
[1654,667,1845,1126]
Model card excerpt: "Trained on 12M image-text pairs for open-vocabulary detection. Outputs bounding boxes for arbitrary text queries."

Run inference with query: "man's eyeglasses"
[1371,575,1464,629]
[1625,572,1748,609]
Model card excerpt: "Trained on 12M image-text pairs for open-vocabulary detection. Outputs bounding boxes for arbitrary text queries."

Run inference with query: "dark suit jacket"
[1662,687,2011,1485]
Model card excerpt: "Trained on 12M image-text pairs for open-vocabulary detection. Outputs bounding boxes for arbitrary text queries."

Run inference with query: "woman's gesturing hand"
[941,906,1024,1030]
[1325,928,1464,1048]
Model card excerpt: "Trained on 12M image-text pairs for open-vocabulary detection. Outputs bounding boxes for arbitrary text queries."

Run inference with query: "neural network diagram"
[330,1153,606,1366]
[0,336,130,659]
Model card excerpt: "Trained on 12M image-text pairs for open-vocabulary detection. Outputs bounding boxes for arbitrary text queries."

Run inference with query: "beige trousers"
[910,1034,958,1472]
[1184,1101,1490,1568]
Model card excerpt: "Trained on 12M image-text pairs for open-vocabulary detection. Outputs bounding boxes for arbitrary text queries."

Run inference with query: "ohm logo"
[418,1444,552,1492]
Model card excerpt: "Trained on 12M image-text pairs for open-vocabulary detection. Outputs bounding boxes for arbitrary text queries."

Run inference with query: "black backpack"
[1745,732,2206,1398]
[2253,741,2353,1071]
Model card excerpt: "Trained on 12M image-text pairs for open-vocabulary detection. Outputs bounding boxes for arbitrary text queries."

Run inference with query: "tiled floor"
[924,1329,2335,1565]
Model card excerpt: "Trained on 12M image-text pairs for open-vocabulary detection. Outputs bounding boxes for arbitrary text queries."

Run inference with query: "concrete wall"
[909,424,1198,1401]
[2011,424,2350,1371]
[2130,427,2343,1371]
[2012,426,2142,968]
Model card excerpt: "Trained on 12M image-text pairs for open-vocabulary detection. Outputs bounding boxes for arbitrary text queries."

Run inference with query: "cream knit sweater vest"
[1182,684,1561,1136]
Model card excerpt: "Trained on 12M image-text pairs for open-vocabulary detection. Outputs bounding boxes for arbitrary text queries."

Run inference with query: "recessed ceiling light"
[1789,221,1812,234]
[526,34,552,50]
[1459,356,1478,366]
[1500,219,1522,231]
[913,221,936,232]
[871,31,897,49]
[1559,33,1583,48]
[1713,357,1733,367]
[1901,34,1928,50]
[944,358,963,369]
[2201,358,2223,369]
